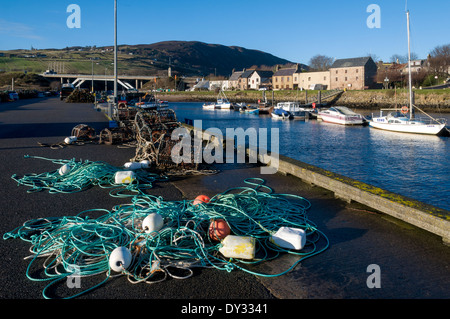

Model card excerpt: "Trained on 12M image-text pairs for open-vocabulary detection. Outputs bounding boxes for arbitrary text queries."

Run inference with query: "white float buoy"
[218,235,256,260]
[139,160,150,168]
[124,162,142,170]
[114,171,135,184]
[64,136,77,144]
[108,247,132,272]
[142,213,164,233]
[270,227,306,250]
[58,163,71,175]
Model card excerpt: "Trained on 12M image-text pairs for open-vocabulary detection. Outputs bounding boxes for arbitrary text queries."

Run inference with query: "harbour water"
[169,102,450,211]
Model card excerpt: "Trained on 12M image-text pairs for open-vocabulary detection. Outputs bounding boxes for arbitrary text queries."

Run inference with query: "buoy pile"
[11,155,166,196]
[3,178,329,299]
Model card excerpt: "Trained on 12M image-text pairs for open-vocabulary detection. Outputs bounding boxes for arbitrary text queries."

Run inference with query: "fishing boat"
[368,10,447,135]
[132,93,168,110]
[240,106,259,114]
[271,108,292,119]
[317,106,365,125]
[202,90,232,110]
[202,102,216,110]
[275,102,309,120]
[257,90,275,114]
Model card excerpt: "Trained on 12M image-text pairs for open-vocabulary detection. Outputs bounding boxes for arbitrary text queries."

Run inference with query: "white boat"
[318,106,365,125]
[203,90,232,110]
[369,110,447,135]
[368,10,447,136]
[202,102,216,109]
[276,102,309,120]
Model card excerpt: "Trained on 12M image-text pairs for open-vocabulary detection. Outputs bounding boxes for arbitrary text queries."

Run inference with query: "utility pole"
[114,0,118,111]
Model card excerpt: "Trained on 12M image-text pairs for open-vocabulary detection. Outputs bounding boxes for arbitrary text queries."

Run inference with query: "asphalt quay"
[0,97,449,302]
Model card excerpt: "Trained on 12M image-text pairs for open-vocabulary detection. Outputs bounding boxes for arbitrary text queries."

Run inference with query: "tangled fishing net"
[3,178,329,299]
[11,155,166,196]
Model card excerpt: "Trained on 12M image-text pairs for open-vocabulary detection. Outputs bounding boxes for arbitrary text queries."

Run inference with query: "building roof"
[273,68,297,77]
[240,70,255,79]
[330,57,374,68]
[254,70,273,78]
[228,71,243,81]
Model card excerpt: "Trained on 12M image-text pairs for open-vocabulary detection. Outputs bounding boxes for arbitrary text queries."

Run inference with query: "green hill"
[0,41,302,78]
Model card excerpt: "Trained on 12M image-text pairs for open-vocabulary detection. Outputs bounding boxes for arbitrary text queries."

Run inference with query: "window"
[356,76,359,81]
[356,69,359,73]
[308,77,311,81]
[281,77,284,82]
[335,77,338,81]
[287,77,290,82]
[345,77,347,81]
[345,70,347,74]
[324,76,327,80]
[336,70,338,74]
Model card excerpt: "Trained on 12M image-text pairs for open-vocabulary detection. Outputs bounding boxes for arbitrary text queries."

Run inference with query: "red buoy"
[209,219,231,241]
[193,195,210,206]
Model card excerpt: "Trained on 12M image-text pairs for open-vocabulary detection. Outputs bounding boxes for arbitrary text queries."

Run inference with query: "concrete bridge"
[41,73,159,90]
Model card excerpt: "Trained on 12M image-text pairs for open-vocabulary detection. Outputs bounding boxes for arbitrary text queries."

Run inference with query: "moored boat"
[276,102,309,120]
[368,11,447,136]
[240,106,259,114]
[271,108,292,119]
[369,110,447,135]
[202,90,232,110]
[318,106,365,125]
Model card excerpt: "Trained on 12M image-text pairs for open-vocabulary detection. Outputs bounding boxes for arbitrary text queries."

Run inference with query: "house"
[401,59,427,74]
[329,57,377,90]
[295,71,330,90]
[191,79,210,91]
[209,80,230,91]
[228,70,244,90]
[238,69,255,90]
[248,70,273,90]
[272,66,298,90]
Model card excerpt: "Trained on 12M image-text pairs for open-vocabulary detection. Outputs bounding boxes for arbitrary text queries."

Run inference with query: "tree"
[308,55,334,71]
[367,53,380,63]
[428,44,450,76]
[390,52,419,64]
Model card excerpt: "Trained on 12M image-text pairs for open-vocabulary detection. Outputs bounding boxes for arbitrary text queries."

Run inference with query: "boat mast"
[406,10,413,119]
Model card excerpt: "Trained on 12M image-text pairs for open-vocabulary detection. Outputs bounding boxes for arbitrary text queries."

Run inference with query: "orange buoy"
[193,195,210,206]
[209,219,231,241]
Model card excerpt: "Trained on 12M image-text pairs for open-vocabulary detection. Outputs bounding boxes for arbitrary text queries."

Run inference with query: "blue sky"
[0,0,449,65]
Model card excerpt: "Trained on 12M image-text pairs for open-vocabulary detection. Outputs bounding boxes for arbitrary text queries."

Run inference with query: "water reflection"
[170,102,450,211]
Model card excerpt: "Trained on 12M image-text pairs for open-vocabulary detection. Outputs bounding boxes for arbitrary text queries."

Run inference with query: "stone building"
[329,57,377,90]
[228,70,244,90]
[238,69,255,90]
[295,71,330,90]
[272,66,298,90]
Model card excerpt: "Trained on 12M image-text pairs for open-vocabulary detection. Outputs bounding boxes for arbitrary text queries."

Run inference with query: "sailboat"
[369,10,447,135]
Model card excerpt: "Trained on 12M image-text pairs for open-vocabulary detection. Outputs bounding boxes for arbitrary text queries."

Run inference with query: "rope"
[3,178,329,299]
[11,155,167,197]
